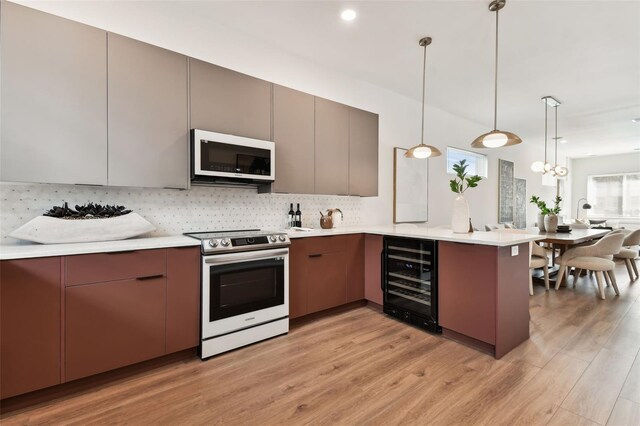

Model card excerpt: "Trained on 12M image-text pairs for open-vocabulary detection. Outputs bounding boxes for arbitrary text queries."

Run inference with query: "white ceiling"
[179,0,640,159]
[21,0,640,159]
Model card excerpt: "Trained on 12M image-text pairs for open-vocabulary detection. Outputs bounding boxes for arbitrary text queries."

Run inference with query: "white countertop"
[286,224,543,247]
[1,225,542,260]
[0,235,200,260]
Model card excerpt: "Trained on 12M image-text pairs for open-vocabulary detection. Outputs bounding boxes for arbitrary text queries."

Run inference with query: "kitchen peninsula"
[286,225,542,359]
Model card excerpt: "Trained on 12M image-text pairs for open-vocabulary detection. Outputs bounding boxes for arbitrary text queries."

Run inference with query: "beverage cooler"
[382,236,440,333]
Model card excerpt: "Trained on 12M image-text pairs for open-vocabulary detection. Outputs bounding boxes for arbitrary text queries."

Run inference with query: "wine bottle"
[295,203,302,227]
[288,203,295,228]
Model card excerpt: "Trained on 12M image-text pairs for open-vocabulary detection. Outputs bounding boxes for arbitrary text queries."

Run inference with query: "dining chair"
[570,222,589,230]
[613,229,640,281]
[529,243,549,295]
[554,232,625,299]
[491,229,548,295]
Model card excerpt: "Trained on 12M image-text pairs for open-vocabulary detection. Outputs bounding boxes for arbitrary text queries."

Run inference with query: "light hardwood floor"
[2,262,640,425]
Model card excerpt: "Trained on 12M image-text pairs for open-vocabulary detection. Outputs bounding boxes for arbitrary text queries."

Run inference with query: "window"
[587,173,640,218]
[446,147,488,178]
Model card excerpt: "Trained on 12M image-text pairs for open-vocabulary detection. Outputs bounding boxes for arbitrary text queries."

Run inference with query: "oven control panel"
[201,233,290,254]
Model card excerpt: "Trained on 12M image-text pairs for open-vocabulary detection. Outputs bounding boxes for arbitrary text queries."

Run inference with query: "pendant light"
[531,96,568,177]
[471,0,522,149]
[551,103,569,177]
[405,37,442,159]
[531,96,557,173]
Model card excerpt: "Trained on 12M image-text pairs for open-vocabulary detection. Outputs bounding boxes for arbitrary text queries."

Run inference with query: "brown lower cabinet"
[438,241,530,359]
[166,247,201,354]
[0,257,62,399]
[65,276,166,381]
[307,251,347,314]
[364,234,383,305]
[289,234,364,318]
[0,246,200,398]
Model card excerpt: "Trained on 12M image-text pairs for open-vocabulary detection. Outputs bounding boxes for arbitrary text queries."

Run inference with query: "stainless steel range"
[185,230,290,359]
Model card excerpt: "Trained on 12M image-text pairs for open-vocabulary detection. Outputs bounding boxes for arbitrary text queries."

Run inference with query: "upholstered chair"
[570,222,589,230]
[491,228,548,295]
[554,232,625,299]
[614,229,640,281]
[529,243,549,295]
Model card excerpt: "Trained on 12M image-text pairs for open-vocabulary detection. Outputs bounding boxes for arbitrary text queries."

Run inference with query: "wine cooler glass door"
[384,238,435,318]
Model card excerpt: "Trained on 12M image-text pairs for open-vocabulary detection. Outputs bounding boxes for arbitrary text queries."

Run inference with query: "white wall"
[9,1,556,231]
[569,153,640,221]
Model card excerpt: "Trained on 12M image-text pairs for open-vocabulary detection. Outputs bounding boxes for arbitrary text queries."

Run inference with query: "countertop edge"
[286,226,544,246]
[1,227,547,260]
[0,236,201,260]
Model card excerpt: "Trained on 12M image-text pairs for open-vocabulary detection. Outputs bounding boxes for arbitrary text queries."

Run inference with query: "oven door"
[202,248,288,338]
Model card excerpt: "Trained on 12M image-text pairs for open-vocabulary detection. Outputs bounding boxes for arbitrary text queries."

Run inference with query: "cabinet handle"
[106,250,136,255]
[308,254,322,258]
[136,274,165,280]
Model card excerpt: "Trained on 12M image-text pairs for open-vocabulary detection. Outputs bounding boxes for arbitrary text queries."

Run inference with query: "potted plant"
[449,160,483,233]
[530,195,562,232]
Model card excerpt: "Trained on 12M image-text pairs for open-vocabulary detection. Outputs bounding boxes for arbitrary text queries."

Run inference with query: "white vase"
[451,195,470,233]
[537,213,546,232]
[544,214,558,233]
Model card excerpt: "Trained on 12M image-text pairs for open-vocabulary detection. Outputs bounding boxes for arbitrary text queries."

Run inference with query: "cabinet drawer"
[65,276,166,381]
[65,249,166,286]
[303,235,348,256]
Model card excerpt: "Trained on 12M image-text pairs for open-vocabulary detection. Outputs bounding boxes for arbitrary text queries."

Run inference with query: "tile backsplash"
[0,183,364,244]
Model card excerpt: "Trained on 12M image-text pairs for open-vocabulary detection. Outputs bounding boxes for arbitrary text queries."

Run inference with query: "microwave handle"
[204,248,289,265]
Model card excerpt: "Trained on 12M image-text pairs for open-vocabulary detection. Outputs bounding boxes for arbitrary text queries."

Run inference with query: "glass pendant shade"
[405,144,442,159]
[531,161,545,173]
[471,130,521,148]
[543,162,552,172]
[555,165,568,177]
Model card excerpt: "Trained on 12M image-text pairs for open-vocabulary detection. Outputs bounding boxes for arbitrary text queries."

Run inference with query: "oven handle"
[204,248,289,265]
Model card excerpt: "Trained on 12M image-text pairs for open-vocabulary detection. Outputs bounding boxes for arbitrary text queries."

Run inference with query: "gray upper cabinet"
[0,1,108,185]
[314,98,350,195]
[272,85,315,194]
[189,59,272,141]
[349,108,379,196]
[107,34,189,189]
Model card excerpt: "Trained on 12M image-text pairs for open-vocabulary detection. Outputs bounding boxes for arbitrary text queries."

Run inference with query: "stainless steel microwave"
[191,129,275,184]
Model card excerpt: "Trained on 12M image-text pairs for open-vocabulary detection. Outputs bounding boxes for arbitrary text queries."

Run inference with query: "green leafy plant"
[530,195,562,215]
[449,159,482,194]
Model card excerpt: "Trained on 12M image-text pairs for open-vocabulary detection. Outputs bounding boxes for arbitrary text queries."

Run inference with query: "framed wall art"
[498,159,514,223]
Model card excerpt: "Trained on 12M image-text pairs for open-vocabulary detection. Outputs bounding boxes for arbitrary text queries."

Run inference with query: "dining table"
[529,228,611,284]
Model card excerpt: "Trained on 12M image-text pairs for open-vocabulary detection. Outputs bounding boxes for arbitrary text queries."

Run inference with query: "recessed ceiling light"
[341,9,357,21]
[632,118,640,123]
[587,153,595,156]
[560,139,568,144]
